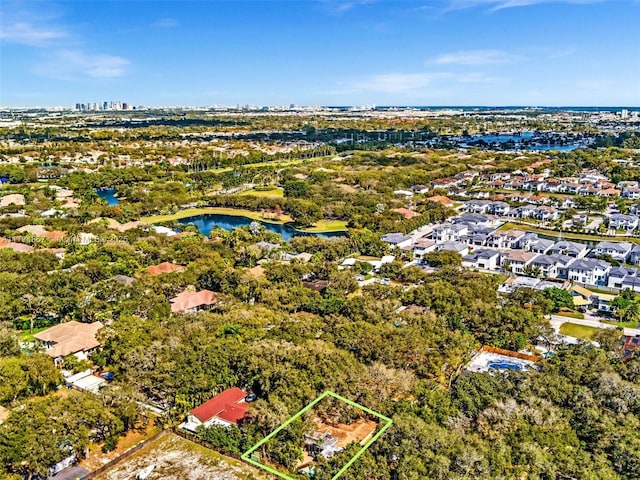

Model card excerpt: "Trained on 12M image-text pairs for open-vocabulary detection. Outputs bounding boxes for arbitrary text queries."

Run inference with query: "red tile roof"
[170,289,217,313]
[189,387,249,424]
[146,262,184,276]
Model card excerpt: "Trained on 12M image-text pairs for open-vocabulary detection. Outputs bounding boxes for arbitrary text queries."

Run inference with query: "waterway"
[96,188,119,206]
[178,213,346,241]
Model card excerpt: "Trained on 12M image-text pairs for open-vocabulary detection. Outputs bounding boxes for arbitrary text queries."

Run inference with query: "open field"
[237,187,284,198]
[141,207,347,233]
[559,322,599,340]
[92,432,267,480]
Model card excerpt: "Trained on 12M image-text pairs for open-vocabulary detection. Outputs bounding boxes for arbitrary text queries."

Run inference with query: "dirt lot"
[93,432,268,480]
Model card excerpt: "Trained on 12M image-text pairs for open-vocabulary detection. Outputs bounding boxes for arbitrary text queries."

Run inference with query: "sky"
[1,0,639,107]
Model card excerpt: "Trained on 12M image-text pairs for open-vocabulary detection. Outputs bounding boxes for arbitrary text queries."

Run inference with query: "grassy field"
[559,322,599,340]
[236,187,284,198]
[19,326,48,343]
[141,207,347,233]
[92,432,268,480]
[556,310,585,320]
[206,154,334,175]
[601,319,639,329]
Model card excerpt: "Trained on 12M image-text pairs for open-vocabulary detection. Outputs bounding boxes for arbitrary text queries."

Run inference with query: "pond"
[178,213,346,241]
[96,188,119,206]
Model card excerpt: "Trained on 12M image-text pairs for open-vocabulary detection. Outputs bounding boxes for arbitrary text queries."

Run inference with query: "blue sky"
[1,0,639,107]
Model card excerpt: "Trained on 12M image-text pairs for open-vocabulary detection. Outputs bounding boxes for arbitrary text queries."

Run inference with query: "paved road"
[550,315,640,337]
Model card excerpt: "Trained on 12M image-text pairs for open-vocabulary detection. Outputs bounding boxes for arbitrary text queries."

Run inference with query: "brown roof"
[146,262,185,276]
[34,321,103,358]
[390,208,420,219]
[0,241,34,253]
[41,231,66,242]
[506,250,538,263]
[427,195,454,206]
[170,290,217,313]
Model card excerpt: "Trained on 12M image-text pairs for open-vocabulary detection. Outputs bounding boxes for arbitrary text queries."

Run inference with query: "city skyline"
[1,0,640,108]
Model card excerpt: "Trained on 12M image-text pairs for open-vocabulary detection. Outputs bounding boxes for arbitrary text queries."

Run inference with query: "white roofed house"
[567,258,611,287]
[607,266,640,291]
[527,238,555,254]
[547,240,589,259]
[452,213,493,228]
[487,201,510,216]
[486,229,527,250]
[380,232,412,250]
[529,255,561,279]
[629,244,640,266]
[594,241,633,262]
[432,223,468,243]
[464,200,491,214]
[607,213,639,232]
[437,241,469,256]
[462,249,501,271]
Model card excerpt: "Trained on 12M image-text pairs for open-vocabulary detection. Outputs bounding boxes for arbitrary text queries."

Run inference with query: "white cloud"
[434,49,519,65]
[34,50,130,80]
[446,0,604,11]
[0,22,67,46]
[153,18,178,28]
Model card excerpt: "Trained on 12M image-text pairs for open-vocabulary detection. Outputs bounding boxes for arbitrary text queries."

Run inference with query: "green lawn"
[556,310,585,320]
[559,322,599,340]
[237,187,284,198]
[19,326,48,343]
[299,219,348,233]
[601,319,639,329]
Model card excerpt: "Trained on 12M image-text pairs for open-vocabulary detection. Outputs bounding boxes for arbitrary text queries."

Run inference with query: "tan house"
[34,321,103,366]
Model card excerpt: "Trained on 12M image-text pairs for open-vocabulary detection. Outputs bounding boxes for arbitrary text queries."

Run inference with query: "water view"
[96,188,119,206]
[178,213,346,241]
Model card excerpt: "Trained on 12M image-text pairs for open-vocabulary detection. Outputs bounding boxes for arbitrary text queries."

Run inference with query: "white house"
[567,258,611,286]
[594,241,633,262]
[607,213,639,231]
[462,249,501,271]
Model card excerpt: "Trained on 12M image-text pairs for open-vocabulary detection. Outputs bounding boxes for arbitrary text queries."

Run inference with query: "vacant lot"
[93,432,267,480]
[559,322,599,340]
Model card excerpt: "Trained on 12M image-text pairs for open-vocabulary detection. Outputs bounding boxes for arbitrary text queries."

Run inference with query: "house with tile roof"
[170,289,217,313]
[34,321,103,366]
[181,387,250,431]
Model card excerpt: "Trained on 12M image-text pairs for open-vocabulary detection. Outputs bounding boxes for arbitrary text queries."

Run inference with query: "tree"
[543,287,574,312]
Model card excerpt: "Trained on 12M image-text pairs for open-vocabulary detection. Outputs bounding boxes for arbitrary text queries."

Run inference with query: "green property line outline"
[241,390,393,480]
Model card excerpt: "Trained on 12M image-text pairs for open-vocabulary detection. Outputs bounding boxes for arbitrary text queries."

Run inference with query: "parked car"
[380,278,391,285]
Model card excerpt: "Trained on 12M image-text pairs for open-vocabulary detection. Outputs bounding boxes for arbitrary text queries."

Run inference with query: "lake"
[96,188,119,206]
[178,213,346,241]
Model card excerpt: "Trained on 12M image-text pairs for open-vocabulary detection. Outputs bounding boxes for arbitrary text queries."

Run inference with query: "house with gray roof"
[594,241,633,261]
[547,240,589,259]
[567,258,611,286]
[607,213,638,231]
[462,249,501,271]
[380,233,412,249]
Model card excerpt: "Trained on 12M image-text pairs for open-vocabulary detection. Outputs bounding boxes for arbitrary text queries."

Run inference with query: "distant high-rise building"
[75,103,81,111]
[621,109,629,119]
[103,101,108,110]
[122,103,129,110]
